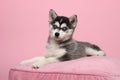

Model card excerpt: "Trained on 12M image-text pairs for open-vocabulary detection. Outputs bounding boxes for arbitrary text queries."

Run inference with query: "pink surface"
[0,0,120,80]
[9,56,120,80]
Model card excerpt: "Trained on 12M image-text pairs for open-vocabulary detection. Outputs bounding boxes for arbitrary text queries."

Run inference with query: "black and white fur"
[20,9,105,69]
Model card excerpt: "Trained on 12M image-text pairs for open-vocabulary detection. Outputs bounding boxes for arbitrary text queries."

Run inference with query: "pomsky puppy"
[21,9,105,69]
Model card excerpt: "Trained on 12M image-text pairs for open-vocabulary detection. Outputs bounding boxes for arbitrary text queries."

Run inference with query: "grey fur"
[58,40,104,61]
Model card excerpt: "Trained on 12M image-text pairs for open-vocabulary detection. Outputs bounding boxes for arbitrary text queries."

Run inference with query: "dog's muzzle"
[55,32,59,38]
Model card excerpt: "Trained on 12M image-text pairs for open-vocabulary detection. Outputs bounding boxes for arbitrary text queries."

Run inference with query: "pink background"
[0,0,120,80]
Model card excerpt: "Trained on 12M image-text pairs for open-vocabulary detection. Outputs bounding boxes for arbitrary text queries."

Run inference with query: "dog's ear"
[49,9,57,22]
[69,15,77,28]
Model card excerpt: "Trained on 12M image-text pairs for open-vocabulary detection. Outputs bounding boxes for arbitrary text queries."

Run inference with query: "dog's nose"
[55,32,59,37]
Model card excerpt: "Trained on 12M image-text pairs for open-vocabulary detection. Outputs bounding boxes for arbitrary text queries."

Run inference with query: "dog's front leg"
[20,57,45,65]
[32,57,59,69]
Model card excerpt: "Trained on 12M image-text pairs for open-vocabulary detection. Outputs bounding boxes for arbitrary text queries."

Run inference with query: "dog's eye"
[53,25,58,29]
[62,27,68,31]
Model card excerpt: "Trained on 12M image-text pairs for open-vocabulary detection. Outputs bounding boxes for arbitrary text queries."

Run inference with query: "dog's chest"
[45,43,66,58]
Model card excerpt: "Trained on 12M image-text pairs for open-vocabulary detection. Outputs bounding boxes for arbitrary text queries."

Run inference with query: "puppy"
[21,9,105,69]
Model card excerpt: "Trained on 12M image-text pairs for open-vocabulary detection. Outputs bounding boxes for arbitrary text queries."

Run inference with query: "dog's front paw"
[32,57,47,69]
[32,62,45,69]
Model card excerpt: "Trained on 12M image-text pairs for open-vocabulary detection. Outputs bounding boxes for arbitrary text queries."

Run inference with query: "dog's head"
[49,9,77,42]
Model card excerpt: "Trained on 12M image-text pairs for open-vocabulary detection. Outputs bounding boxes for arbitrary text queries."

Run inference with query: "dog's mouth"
[54,37,68,43]
[54,37,62,41]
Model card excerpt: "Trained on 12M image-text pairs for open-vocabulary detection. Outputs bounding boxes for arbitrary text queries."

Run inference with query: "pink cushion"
[9,56,120,80]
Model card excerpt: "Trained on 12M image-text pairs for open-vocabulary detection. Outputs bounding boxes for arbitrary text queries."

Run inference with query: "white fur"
[31,57,47,67]
[59,29,73,41]
[54,21,60,27]
[20,57,45,65]
[85,47,105,56]
[49,24,59,38]
[45,40,66,58]
[51,29,59,38]
[32,57,59,68]
[59,30,66,38]
[61,23,67,28]
[21,56,59,68]
[46,57,59,63]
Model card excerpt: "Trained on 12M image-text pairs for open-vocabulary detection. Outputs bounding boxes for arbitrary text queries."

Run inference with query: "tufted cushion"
[9,56,120,80]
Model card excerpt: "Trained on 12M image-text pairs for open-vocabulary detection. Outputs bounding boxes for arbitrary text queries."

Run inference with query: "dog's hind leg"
[32,57,59,69]
[85,47,105,56]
